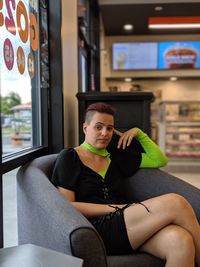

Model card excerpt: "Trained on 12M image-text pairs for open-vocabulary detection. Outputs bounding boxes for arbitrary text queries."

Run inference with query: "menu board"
[158,41,200,69]
[112,41,200,71]
[112,42,158,70]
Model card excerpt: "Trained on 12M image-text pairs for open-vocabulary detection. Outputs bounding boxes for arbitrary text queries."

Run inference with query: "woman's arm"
[114,127,168,168]
[58,186,123,218]
[136,128,168,168]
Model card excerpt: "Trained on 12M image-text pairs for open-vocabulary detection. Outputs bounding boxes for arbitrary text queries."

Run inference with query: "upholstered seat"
[17,154,200,267]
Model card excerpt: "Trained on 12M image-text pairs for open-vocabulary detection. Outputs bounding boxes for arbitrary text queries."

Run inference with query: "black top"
[51,143,142,204]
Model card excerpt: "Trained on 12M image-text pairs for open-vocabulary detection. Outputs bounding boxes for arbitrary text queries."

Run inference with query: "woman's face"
[83,112,114,149]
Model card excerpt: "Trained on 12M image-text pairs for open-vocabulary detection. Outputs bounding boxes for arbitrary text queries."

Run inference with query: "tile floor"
[171,172,200,189]
[2,168,200,248]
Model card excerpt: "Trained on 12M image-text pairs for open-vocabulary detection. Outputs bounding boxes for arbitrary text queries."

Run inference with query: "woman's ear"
[83,123,87,134]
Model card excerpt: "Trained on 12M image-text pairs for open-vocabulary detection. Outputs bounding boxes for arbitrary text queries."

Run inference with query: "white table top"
[0,244,83,267]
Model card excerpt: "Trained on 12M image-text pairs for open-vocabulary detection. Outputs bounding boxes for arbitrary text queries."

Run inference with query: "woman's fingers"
[117,128,138,149]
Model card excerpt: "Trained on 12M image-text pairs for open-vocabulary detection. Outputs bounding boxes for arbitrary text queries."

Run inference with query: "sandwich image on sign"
[164,43,198,69]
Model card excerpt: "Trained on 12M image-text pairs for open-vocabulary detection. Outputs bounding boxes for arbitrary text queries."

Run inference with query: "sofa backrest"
[26,154,58,180]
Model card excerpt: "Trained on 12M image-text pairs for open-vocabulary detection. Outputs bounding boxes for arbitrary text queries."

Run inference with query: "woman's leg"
[123,193,200,266]
[139,224,195,267]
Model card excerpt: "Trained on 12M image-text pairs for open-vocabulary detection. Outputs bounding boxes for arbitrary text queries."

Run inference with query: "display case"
[159,101,200,160]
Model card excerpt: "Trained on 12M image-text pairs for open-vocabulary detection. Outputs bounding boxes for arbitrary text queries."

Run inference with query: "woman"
[52,102,200,267]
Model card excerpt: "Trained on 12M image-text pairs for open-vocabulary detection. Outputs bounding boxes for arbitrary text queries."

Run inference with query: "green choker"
[81,142,110,158]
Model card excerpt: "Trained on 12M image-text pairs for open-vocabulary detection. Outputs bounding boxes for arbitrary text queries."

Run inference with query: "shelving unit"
[159,101,200,168]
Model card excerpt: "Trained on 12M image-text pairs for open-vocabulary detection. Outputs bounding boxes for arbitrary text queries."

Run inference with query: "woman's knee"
[166,225,195,258]
[164,193,194,214]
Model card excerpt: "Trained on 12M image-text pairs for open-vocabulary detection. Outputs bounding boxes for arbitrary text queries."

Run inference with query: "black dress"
[51,144,142,255]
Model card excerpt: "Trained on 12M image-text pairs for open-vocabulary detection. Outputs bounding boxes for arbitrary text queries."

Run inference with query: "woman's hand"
[114,128,138,149]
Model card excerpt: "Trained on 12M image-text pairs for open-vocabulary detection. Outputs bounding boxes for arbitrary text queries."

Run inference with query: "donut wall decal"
[0,0,38,78]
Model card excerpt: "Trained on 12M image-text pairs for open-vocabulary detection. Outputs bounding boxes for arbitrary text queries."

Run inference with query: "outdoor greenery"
[0,92,21,115]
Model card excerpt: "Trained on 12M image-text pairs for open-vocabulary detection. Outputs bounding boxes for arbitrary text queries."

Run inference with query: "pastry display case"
[159,101,200,159]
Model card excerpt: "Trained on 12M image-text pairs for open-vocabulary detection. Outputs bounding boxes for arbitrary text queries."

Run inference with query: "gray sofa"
[17,154,200,267]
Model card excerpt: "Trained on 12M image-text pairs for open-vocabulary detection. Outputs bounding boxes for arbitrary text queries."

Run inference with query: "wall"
[61,0,79,147]
[160,80,200,101]
[101,79,200,102]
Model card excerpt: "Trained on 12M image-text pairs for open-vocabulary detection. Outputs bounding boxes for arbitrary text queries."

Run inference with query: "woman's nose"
[101,127,108,136]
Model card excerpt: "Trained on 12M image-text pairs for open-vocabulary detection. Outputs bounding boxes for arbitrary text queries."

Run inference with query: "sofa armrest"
[123,168,200,222]
[17,165,107,267]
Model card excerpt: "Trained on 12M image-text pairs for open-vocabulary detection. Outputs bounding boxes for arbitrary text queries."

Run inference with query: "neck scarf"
[81,141,110,158]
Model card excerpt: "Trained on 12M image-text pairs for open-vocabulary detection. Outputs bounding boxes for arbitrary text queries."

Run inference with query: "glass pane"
[0,0,46,157]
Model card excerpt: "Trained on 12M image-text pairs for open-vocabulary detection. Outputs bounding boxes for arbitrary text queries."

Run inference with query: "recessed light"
[124,78,132,82]
[155,6,163,11]
[170,77,177,81]
[123,24,134,31]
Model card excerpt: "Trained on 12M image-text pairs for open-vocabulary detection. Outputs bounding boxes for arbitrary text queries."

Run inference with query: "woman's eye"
[95,125,102,131]
[107,126,113,132]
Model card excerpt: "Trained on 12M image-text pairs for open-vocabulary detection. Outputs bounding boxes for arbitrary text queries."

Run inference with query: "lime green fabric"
[136,128,168,168]
[98,168,108,179]
[81,142,110,158]
[81,141,111,178]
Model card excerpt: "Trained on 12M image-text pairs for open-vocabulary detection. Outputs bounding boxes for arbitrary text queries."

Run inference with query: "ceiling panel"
[99,2,200,35]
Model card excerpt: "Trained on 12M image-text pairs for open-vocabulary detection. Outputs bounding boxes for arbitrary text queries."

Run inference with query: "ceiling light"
[123,24,133,31]
[170,77,177,81]
[150,24,200,29]
[154,6,163,11]
[124,78,132,82]
[148,16,200,29]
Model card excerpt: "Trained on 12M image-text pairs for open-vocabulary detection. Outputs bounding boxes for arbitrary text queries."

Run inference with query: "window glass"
[0,0,49,158]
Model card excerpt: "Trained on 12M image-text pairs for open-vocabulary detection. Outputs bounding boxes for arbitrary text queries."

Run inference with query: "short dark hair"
[84,102,115,123]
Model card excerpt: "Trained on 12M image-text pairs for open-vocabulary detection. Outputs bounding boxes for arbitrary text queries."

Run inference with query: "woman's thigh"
[123,193,181,249]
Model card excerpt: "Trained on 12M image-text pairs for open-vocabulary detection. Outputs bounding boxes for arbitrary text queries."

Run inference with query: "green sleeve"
[135,128,168,168]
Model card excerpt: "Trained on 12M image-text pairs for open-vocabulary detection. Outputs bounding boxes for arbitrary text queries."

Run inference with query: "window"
[0,0,49,161]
